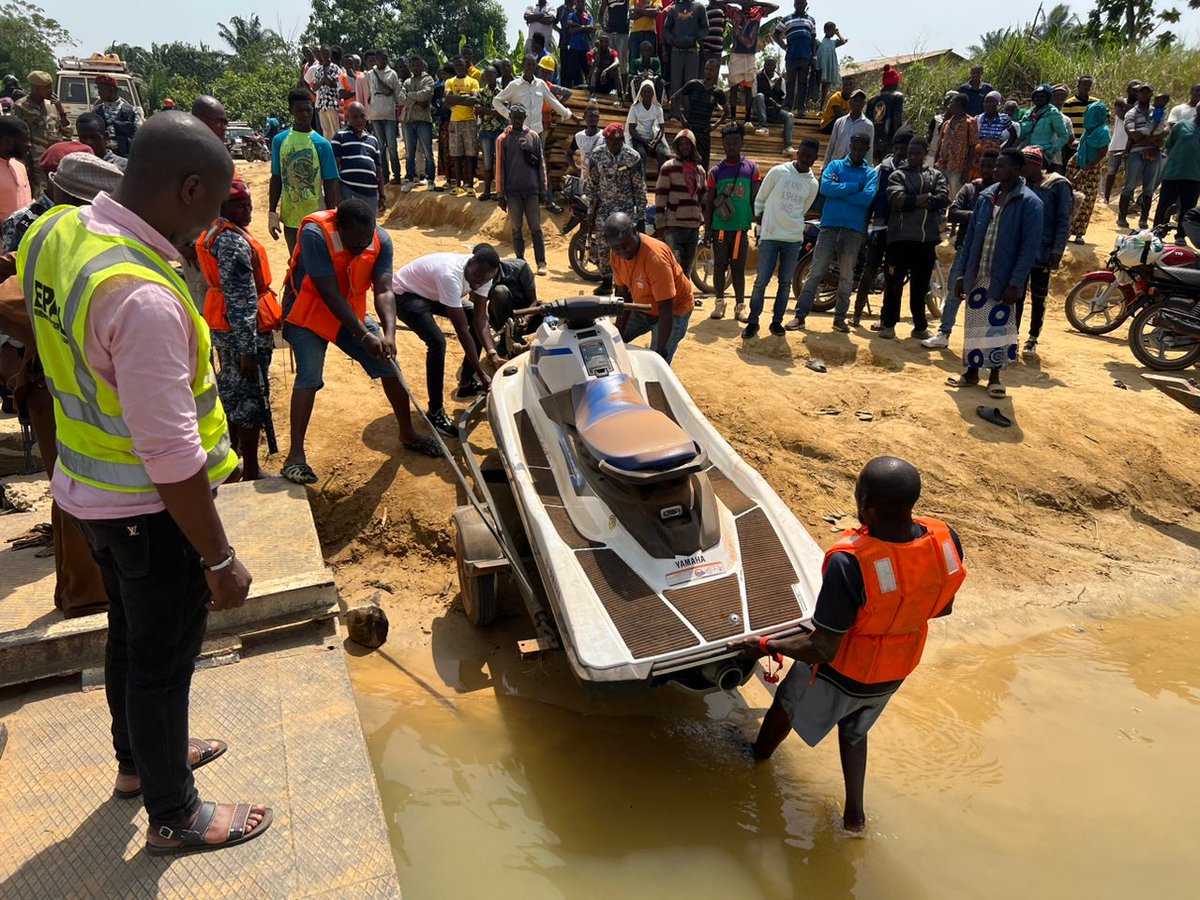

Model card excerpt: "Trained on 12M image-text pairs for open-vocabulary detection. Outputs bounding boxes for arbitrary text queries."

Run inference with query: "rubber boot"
[593,277,613,296]
[1117,194,1131,229]
[1138,193,1152,231]
[710,298,727,320]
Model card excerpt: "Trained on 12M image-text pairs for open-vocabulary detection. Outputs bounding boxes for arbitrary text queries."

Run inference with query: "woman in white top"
[1103,97,1130,203]
[626,80,668,163]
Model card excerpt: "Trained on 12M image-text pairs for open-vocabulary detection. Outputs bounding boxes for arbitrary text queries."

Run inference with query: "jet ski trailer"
[449,297,824,692]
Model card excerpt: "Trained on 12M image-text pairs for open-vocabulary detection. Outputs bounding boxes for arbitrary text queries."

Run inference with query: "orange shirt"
[610,233,695,316]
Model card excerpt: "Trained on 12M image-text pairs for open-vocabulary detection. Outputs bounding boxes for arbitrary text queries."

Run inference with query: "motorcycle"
[1126,264,1200,370]
[1064,226,1197,335]
[562,175,711,292]
[239,132,271,163]
[786,224,945,319]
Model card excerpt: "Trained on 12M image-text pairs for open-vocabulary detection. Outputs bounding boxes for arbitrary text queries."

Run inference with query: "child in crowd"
[816,22,846,111]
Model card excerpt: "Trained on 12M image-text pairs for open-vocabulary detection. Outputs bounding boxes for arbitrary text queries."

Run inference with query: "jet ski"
[451,297,823,691]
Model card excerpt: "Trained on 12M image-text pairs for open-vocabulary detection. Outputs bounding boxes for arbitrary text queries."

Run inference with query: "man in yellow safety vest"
[17,112,273,857]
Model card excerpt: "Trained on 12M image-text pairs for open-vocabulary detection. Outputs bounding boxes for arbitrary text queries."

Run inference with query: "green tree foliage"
[1085,0,1181,47]
[303,0,507,61]
[0,1,74,78]
[107,17,302,127]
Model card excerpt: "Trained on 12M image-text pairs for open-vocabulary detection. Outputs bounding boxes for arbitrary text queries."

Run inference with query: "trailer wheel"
[452,506,503,626]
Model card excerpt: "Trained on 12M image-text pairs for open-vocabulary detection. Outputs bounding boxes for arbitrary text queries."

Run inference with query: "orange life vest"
[195,219,283,333]
[283,210,381,342]
[822,517,966,684]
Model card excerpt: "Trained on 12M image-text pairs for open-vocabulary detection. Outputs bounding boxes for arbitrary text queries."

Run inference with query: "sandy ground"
[235,161,1200,650]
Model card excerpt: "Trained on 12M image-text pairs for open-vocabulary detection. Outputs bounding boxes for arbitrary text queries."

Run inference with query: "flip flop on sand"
[987,384,1007,398]
[946,374,979,388]
[282,462,319,485]
[976,406,1013,428]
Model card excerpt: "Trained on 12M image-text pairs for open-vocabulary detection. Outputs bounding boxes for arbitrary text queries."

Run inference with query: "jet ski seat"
[572,374,699,472]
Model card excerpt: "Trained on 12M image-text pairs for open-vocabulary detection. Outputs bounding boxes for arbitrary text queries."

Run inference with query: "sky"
[46,0,1200,65]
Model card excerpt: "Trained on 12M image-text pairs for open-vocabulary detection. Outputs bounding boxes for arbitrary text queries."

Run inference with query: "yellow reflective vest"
[17,205,237,493]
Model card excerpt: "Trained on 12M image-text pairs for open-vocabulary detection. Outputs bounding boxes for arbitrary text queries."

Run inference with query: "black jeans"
[663,226,700,280]
[1153,179,1200,239]
[854,228,887,320]
[1016,265,1050,341]
[713,228,749,304]
[881,240,936,330]
[686,125,712,168]
[396,292,479,412]
[79,510,209,827]
[506,192,546,265]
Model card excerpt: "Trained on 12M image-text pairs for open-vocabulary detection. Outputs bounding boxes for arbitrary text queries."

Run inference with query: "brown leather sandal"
[113,738,228,799]
[145,801,273,857]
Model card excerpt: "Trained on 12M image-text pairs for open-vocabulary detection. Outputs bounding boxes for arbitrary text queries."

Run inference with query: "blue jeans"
[748,239,802,326]
[283,316,393,390]
[1121,150,1164,200]
[622,309,692,363]
[403,121,435,182]
[794,226,864,322]
[479,129,502,173]
[370,119,400,182]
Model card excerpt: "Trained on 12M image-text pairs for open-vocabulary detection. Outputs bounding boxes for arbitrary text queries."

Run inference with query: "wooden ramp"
[542,90,830,187]
[0,478,337,689]
[1143,373,1200,415]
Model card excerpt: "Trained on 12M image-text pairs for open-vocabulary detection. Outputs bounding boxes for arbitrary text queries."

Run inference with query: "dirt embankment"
[236,161,1200,647]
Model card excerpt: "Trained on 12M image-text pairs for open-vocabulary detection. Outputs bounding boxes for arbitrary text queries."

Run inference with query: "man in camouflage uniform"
[586,122,647,294]
[199,180,277,481]
[11,71,72,194]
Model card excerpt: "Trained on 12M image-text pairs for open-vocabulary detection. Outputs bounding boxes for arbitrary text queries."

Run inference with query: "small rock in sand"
[347,605,390,649]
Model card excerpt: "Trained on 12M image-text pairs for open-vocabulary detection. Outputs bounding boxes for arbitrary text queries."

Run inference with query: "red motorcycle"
[1064,226,1197,335]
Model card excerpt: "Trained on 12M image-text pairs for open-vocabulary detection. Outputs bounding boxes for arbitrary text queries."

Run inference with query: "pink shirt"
[52,192,224,520]
[0,157,31,221]
[355,71,370,107]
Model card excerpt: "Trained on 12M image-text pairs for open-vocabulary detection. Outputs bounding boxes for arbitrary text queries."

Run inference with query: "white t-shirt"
[1109,118,1129,152]
[626,100,664,139]
[393,253,492,308]
[1168,102,1196,125]
[525,3,557,52]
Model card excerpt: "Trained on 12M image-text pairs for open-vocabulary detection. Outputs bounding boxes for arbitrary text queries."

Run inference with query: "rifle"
[257,357,278,455]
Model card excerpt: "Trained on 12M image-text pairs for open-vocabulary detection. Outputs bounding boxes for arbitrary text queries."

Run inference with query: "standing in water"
[704,122,762,322]
[730,456,965,833]
[947,148,1043,398]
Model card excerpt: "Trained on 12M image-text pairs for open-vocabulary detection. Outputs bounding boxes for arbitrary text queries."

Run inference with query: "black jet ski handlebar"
[511,297,654,319]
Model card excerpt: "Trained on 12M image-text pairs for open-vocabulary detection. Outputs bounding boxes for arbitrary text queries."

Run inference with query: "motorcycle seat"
[572,374,699,472]
[1153,264,1200,288]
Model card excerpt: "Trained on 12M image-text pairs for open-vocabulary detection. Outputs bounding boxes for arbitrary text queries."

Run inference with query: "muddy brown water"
[350,609,1200,899]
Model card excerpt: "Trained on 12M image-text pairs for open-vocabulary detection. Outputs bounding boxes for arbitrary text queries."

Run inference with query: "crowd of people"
[5,8,1195,849]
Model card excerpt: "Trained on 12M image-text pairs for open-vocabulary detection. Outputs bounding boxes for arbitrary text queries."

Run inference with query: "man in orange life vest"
[195,179,282,480]
[731,456,965,833]
[279,196,441,485]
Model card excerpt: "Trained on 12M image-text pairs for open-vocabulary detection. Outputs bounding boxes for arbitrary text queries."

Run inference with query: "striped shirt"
[331,127,381,193]
[1062,96,1091,137]
[703,4,726,53]
[654,157,705,228]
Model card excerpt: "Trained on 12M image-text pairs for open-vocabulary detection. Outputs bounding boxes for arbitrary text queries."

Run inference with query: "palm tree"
[968,28,1014,56]
[217,15,279,54]
[1032,3,1081,41]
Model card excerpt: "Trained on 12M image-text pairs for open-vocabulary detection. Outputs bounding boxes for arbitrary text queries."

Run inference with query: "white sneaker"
[734,303,748,322]
[1022,339,1039,359]
[400,181,414,193]
[536,264,548,276]
[784,146,796,154]
[756,127,771,136]
[921,332,950,349]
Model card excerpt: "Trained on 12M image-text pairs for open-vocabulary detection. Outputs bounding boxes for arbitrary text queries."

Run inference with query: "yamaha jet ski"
[451,297,823,691]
